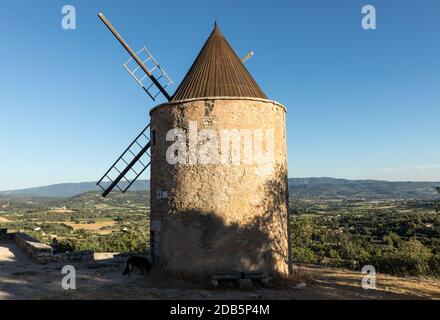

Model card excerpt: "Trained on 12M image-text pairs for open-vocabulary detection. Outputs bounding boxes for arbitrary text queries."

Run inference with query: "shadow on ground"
[1,241,437,300]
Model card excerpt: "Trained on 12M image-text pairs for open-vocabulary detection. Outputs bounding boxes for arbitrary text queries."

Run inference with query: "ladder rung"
[135,141,143,149]
[135,135,145,143]
[132,65,141,74]
[146,82,155,90]
[139,74,148,83]
[122,161,151,193]
[136,135,148,143]
[130,167,139,176]
[144,87,156,101]
[138,158,146,167]
[128,149,136,157]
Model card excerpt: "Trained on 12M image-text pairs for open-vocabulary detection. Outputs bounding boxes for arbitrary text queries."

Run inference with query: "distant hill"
[289,178,440,200]
[0,178,438,200]
[0,180,149,198]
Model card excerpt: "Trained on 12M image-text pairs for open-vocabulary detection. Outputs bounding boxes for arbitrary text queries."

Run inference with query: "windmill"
[94,13,290,276]
[96,13,173,197]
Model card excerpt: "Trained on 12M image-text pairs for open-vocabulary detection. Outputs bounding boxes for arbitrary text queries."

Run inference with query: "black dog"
[123,256,152,277]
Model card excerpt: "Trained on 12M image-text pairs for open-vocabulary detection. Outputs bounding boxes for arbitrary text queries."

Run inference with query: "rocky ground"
[1,241,439,300]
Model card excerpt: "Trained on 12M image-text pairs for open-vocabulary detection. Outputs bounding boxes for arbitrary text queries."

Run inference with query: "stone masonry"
[149,97,290,276]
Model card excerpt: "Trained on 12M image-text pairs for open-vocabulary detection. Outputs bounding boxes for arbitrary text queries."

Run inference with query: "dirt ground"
[0,241,439,300]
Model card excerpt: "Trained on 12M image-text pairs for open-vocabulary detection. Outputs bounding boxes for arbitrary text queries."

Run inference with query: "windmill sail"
[123,47,173,101]
[97,125,151,197]
[98,13,172,101]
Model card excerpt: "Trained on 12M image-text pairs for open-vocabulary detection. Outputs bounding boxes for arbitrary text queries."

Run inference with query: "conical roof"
[172,24,267,101]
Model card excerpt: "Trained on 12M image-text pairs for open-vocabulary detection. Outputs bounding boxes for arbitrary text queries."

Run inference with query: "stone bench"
[211,271,271,290]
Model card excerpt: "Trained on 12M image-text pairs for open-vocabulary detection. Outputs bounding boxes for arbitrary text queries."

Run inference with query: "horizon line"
[1,176,440,192]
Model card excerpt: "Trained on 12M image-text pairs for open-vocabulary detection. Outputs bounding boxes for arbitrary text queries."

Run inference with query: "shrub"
[57,239,75,253]
[428,254,440,277]
[369,239,432,276]
[291,247,317,264]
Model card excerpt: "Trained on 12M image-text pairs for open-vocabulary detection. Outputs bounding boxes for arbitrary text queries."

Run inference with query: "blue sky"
[0,0,439,190]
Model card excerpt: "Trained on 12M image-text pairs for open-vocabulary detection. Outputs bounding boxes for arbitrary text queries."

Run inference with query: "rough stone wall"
[13,233,53,263]
[150,97,290,276]
[93,252,127,261]
[4,232,135,264]
[11,232,93,264]
[0,228,7,241]
[43,251,94,263]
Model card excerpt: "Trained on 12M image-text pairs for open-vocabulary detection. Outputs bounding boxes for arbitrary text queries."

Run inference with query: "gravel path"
[1,242,438,300]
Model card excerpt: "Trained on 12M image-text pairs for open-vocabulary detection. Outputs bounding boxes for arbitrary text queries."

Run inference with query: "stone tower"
[149,25,290,276]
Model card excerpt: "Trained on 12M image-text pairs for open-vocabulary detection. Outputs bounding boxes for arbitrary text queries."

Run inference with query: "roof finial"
[214,15,217,27]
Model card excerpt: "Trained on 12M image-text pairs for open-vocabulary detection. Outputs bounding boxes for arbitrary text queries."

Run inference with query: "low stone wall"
[13,232,53,263]
[0,228,7,241]
[5,232,144,264]
[93,252,128,261]
[11,232,93,264]
[93,252,149,261]
[44,250,94,263]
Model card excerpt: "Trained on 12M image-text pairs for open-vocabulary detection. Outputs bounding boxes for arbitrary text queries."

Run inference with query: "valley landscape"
[1,177,439,300]
[0,0,438,309]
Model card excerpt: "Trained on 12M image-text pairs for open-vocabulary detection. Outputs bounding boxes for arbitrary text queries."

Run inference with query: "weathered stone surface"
[13,233,53,263]
[150,97,290,276]
[210,279,219,289]
[243,271,269,279]
[261,277,273,287]
[212,272,242,280]
[238,278,253,291]
[0,229,7,241]
[94,252,127,260]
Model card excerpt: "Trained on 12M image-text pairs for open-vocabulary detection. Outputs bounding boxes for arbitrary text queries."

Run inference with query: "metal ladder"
[97,124,151,197]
